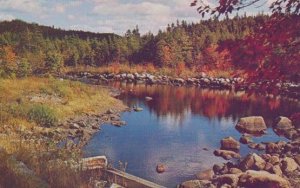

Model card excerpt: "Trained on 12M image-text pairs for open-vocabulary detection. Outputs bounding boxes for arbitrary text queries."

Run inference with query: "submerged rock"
[214,149,241,160]
[236,116,267,134]
[156,164,166,173]
[240,134,252,144]
[196,169,214,181]
[221,137,240,151]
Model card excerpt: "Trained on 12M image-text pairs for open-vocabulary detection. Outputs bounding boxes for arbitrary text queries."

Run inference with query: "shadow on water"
[84,82,300,187]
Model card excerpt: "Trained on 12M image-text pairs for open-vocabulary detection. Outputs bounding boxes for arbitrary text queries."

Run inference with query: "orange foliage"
[0,45,17,70]
[176,62,186,75]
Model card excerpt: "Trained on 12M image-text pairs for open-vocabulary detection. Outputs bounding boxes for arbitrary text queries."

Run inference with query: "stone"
[269,155,280,165]
[133,107,143,112]
[240,134,252,144]
[69,123,80,129]
[196,169,214,180]
[253,153,266,170]
[264,162,273,172]
[266,142,281,154]
[239,153,266,171]
[111,121,126,127]
[145,96,153,101]
[236,116,267,134]
[213,174,240,187]
[281,157,299,172]
[294,154,300,165]
[274,116,294,130]
[156,164,166,173]
[271,165,283,176]
[213,150,241,160]
[221,137,240,151]
[248,143,257,149]
[228,168,243,174]
[179,180,215,188]
[238,170,290,188]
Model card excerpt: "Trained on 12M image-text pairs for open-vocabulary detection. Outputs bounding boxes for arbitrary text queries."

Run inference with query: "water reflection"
[84,83,299,187]
[113,82,299,124]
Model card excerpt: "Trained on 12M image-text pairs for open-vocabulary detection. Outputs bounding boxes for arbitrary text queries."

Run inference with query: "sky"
[0,0,272,35]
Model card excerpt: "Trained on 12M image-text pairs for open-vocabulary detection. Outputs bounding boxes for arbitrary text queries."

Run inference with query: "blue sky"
[0,0,272,35]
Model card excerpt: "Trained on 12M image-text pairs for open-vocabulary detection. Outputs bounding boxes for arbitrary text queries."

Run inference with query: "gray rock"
[236,116,267,134]
[179,180,215,188]
[238,170,290,188]
[221,137,240,151]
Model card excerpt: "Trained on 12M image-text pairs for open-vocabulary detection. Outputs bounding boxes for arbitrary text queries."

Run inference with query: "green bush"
[28,105,57,127]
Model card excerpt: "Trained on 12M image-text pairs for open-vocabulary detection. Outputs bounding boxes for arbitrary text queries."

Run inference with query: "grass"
[0,77,125,187]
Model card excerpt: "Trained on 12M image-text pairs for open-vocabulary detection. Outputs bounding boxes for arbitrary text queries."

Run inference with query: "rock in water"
[145,96,153,101]
[156,164,166,173]
[274,116,293,130]
[179,180,215,188]
[238,170,290,188]
[221,137,240,151]
[240,134,252,144]
[196,169,214,180]
[214,149,241,160]
[133,107,143,112]
[236,116,267,134]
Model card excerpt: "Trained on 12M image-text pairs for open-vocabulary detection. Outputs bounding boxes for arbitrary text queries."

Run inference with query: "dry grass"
[0,77,125,187]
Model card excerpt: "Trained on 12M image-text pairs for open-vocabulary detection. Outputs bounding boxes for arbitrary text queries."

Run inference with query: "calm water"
[84,83,299,187]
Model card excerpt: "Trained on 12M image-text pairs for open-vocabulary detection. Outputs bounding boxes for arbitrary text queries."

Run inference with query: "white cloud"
[55,4,65,13]
[0,0,44,13]
[0,13,15,21]
[90,0,201,34]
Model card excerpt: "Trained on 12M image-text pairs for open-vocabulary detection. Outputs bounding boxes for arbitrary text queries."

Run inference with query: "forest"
[0,14,298,81]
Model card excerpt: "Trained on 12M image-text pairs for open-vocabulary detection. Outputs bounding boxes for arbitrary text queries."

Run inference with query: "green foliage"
[45,51,63,74]
[28,105,58,127]
[0,16,271,76]
[17,58,31,78]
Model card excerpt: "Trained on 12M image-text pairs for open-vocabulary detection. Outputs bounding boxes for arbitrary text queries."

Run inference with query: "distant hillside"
[0,19,119,40]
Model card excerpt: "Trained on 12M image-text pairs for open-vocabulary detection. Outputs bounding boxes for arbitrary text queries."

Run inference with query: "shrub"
[28,105,57,127]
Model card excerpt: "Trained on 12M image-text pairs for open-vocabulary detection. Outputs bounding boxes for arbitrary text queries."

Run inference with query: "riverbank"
[0,77,128,187]
[179,116,300,188]
[64,71,300,100]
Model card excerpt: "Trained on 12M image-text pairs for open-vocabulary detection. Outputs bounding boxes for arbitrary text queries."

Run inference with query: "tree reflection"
[111,82,299,125]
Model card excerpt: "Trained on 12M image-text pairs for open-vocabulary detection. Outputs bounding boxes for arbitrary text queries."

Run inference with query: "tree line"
[0,14,297,81]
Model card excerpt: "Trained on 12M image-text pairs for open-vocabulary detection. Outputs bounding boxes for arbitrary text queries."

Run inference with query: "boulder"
[266,142,281,154]
[240,134,252,144]
[281,157,299,172]
[271,165,283,176]
[228,168,243,174]
[239,153,266,171]
[294,154,300,165]
[236,116,267,134]
[238,170,290,188]
[221,137,240,151]
[69,123,80,129]
[274,116,294,130]
[213,174,240,187]
[179,180,215,188]
[214,150,241,160]
[196,169,214,180]
[156,164,166,173]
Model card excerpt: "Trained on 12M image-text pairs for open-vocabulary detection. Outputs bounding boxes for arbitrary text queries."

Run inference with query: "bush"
[28,105,57,127]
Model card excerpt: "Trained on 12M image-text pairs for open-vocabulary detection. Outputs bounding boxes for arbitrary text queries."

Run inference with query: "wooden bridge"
[82,156,166,188]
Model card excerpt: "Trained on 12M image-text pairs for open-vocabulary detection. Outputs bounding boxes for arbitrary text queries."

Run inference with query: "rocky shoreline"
[63,72,300,100]
[179,116,300,188]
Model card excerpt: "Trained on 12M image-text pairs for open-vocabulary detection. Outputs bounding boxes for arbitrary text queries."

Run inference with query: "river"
[83,82,299,187]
